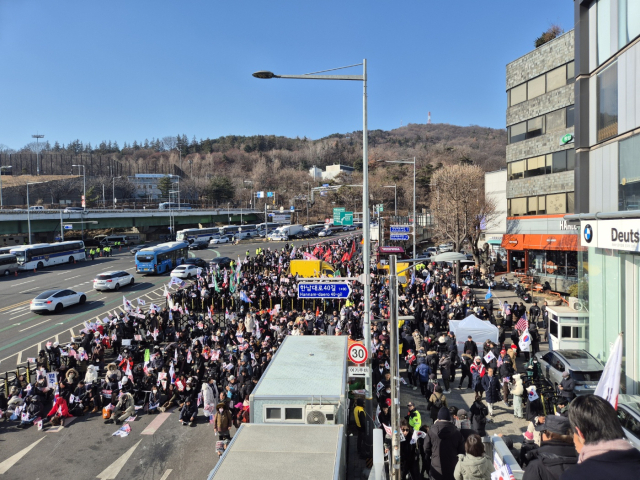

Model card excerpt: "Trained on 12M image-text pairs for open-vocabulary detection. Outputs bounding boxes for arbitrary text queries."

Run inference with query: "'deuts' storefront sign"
[581,219,640,252]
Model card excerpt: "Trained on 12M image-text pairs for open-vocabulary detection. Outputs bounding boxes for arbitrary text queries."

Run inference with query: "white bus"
[11,241,86,271]
[176,227,220,243]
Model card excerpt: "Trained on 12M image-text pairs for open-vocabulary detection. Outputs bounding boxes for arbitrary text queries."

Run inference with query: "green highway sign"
[333,207,345,224]
[333,207,353,226]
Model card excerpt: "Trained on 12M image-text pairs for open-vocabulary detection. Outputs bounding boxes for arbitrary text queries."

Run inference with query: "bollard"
[34,268,37,273]
[14,271,18,277]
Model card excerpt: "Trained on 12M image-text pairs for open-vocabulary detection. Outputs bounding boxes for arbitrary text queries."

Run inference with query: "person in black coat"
[463,336,478,358]
[469,393,488,436]
[179,397,198,426]
[523,415,577,480]
[423,407,465,480]
[481,367,501,419]
[558,371,576,402]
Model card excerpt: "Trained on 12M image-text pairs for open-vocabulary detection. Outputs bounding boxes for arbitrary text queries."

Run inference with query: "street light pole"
[384,157,416,259]
[32,134,44,176]
[113,176,121,208]
[72,164,86,240]
[0,166,12,208]
[253,60,373,409]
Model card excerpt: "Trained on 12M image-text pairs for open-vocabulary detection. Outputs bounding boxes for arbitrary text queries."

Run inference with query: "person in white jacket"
[201,380,217,418]
[510,373,524,419]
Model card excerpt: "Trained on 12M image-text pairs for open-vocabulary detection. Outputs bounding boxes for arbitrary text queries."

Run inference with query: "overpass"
[0,208,262,241]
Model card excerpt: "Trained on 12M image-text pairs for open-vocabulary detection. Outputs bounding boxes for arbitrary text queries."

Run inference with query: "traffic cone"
[14,271,18,277]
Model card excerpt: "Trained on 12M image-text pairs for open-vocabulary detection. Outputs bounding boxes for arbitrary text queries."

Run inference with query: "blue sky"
[0,0,573,149]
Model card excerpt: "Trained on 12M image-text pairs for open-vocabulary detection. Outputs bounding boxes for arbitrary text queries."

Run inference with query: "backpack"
[432,395,443,410]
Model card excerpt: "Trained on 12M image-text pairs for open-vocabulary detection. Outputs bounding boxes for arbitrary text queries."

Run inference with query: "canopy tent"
[449,314,499,355]
[432,252,468,263]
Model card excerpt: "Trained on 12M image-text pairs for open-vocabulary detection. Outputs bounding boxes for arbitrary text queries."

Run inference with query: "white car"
[318,229,333,237]
[438,243,453,253]
[268,233,287,241]
[30,289,86,313]
[170,264,199,279]
[210,235,230,244]
[93,271,135,291]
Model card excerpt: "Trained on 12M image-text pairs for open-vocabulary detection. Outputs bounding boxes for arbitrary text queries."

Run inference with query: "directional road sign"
[290,205,295,211]
[63,225,73,230]
[297,282,352,299]
[348,343,368,364]
[390,225,410,234]
[390,234,410,241]
[348,366,370,377]
[333,207,345,225]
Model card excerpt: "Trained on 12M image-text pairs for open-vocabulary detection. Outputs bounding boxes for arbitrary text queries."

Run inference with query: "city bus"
[176,227,220,243]
[10,241,86,271]
[219,224,258,236]
[135,241,189,274]
[158,202,192,210]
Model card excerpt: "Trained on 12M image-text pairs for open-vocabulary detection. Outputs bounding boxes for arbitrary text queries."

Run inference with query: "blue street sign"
[267,192,274,197]
[298,282,352,299]
[290,206,295,211]
[63,224,73,230]
[390,234,410,241]
[322,184,330,187]
[390,226,410,234]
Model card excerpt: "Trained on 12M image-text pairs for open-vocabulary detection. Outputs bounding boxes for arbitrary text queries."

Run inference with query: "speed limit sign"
[348,343,368,364]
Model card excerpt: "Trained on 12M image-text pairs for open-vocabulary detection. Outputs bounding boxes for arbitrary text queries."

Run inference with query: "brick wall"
[507,170,574,198]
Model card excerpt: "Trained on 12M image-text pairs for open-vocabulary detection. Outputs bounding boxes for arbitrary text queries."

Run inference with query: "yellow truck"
[289,259,335,278]
[377,262,410,287]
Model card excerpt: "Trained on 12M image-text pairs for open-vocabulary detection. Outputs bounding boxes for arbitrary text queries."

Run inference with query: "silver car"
[617,395,640,451]
[535,350,603,396]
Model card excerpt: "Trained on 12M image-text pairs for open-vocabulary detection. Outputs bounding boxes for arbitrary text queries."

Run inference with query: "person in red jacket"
[45,396,72,427]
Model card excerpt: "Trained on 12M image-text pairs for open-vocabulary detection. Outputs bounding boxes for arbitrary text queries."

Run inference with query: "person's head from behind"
[568,394,625,454]
[465,434,485,457]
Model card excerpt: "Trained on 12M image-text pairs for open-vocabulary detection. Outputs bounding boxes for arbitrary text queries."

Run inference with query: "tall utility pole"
[389,255,400,479]
[72,164,86,240]
[32,134,44,176]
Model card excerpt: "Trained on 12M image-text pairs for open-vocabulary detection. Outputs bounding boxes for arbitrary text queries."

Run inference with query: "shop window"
[619,133,640,211]
[528,75,546,100]
[598,0,612,66]
[597,62,618,142]
[618,0,640,50]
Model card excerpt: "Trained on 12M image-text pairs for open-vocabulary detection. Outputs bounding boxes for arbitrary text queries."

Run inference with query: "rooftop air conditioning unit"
[305,404,337,425]
[568,297,583,311]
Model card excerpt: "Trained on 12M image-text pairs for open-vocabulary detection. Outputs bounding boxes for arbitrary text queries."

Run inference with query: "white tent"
[449,314,499,355]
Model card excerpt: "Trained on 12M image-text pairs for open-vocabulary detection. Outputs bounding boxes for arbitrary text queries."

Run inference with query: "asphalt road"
[0,236,329,371]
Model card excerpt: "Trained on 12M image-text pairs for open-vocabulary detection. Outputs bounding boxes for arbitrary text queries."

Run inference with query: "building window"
[508,159,526,180]
[597,62,618,142]
[598,0,612,66]
[508,193,574,217]
[527,116,545,138]
[618,0,640,50]
[566,106,575,128]
[509,83,527,106]
[525,155,548,177]
[528,75,546,100]
[546,65,567,91]
[552,151,568,173]
[619,133,640,211]
[509,150,574,180]
[509,121,527,143]
[508,106,573,145]
[567,61,575,83]
[507,62,575,107]
[527,250,578,279]
[546,109,565,132]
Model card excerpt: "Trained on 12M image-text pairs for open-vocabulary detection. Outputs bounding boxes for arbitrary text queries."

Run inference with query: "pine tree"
[113,140,120,152]
[53,141,61,152]
[133,140,139,150]
[143,139,150,149]
[157,175,173,200]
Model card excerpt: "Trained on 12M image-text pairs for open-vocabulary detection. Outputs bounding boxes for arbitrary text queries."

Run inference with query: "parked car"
[170,264,199,279]
[30,289,86,313]
[93,271,135,291]
[28,206,45,211]
[63,207,85,213]
[267,232,287,241]
[184,257,208,269]
[535,350,603,396]
[318,229,333,237]
[209,256,232,269]
[130,244,148,255]
[617,395,640,450]
[342,225,356,231]
[438,243,453,253]
[189,241,209,250]
[210,235,231,244]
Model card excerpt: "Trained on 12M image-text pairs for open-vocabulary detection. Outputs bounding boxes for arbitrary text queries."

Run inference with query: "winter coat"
[105,363,122,382]
[417,363,431,383]
[201,383,215,409]
[481,375,501,403]
[214,408,234,432]
[423,420,465,480]
[561,448,640,480]
[469,401,488,436]
[428,392,448,419]
[523,440,578,480]
[511,374,524,396]
[454,453,494,480]
[47,397,72,418]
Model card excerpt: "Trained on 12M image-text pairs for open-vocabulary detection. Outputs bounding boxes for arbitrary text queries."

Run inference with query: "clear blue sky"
[0,0,573,150]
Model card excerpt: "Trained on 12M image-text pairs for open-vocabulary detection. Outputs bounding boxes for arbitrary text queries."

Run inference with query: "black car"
[210,256,232,269]
[184,257,208,269]
[293,230,311,239]
[188,241,209,250]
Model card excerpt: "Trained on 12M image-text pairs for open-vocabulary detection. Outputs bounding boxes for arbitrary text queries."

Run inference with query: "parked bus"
[10,241,86,271]
[0,254,19,276]
[219,224,257,235]
[158,202,192,210]
[135,241,188,274]
[176,227,220,243]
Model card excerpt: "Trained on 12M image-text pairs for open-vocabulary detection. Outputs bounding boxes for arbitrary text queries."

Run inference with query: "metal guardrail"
[0,208,262,215]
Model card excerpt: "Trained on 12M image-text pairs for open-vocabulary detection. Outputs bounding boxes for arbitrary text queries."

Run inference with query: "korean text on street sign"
[348,366,370,377]
[63,225,73,230]
[297,282,352,299]
[348,343,368,364]
[390,225,410,234]
[333,207,346,225]
[390,234,410,241]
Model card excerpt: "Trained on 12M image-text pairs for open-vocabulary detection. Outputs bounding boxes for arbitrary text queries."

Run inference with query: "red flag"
[316,306,320,316]
[349,240,356,260]
[323,248,332,262]
[341,252,349,263]
[312,245,321,256]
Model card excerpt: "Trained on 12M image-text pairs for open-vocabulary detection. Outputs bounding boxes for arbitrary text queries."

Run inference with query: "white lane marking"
[16,351,22,365]
[7,306,29,313]
[159,470,173,480]
[0,437,45,474]
[95,440,142,479]
[64,275,82,281]
[9,312,31,320]
[19,319,51,332]
[69,327,75,337]
[11,280,36,287]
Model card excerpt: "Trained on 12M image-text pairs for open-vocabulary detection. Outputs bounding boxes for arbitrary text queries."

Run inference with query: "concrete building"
[501,30,581,292]
[128,174,179,201]
[566,0,640,394]
[308,164,354,181]
[483,169,508,249]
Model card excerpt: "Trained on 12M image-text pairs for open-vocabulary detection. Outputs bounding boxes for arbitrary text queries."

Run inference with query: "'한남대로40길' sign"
[297,282,352,299]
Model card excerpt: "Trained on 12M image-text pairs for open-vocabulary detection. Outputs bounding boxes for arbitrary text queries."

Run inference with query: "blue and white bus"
[219,224,258,236]
[158,202,192,210]
[11,241,86,271]
[135,241,189,274]
[176,227,220,243]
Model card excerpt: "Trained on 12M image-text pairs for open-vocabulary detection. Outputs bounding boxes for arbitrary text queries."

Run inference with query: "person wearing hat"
[405,401,422,432]
[522,415,577,480]
[423,407,465,480]
[558,371,576,402]
[179,396,198,426]
[213,401,235,440]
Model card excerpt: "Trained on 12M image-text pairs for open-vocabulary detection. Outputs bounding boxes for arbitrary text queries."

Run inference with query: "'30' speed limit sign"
[348,343,368,364]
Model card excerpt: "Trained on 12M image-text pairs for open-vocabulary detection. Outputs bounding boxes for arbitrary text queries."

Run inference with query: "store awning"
[501,234,584,251]
[486,239,503,245]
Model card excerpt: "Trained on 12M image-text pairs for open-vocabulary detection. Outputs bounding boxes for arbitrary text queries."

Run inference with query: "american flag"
[515,313,528,332]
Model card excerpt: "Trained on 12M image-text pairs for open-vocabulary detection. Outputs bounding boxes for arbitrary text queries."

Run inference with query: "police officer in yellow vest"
[354,398,367,457]
[405,401,421,431]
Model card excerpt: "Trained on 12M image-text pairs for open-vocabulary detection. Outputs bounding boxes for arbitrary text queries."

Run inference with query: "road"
[0,236,331,372]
